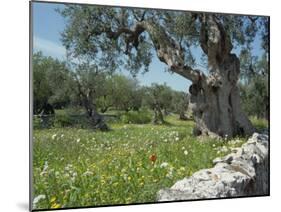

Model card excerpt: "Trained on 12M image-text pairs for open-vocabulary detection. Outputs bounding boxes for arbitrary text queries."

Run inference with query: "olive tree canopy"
[59,5,269,138]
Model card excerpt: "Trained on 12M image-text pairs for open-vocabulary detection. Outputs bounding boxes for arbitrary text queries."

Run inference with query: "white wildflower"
[175,137,179,141]
[51,134,57,140]
[82,170,93,176]
[221,146,228,152]
[160,162,169,168]
[224,134,228,140]
[166,167,174,179]
[76,138,80,143]
[184,150,188,155]
[33,194,46,208]
[61,134,64,138]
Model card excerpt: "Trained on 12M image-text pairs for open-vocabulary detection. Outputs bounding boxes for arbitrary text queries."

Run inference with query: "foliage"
[250,116,268,131]
[33,114,247,209]
[33,52,71,114]
[120,110,152,124]
[143,83,173,112]
[96,74,142,112]
[240,53,269,119]
[59,5,268,77]
[171,91,189,116]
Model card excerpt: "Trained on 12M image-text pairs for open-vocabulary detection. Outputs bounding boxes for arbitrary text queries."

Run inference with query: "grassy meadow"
[31,112,268,210]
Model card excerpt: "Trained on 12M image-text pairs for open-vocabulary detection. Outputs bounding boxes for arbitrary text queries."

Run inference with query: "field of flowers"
[32,115,248,210]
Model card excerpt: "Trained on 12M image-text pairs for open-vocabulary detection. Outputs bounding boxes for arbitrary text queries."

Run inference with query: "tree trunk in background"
[152,106,164,124]
[179,111,188,120]
[76,78,109,131]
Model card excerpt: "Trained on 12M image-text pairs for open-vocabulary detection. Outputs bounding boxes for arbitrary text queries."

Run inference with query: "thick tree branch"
[90,19,205,83]
[199,14,233,71]
[139,21,205,83]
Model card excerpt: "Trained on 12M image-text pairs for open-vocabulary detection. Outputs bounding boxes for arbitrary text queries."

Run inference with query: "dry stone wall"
[157,133,269,201]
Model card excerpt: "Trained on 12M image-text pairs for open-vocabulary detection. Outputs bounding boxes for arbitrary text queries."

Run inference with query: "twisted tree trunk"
[152,105,164,124]
[75,76,109,131]
[188,15,254,137]
[141,16,254,138]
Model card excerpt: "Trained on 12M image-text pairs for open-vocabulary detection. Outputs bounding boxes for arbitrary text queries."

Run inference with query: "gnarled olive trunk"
[189,53,254,138]
[82,97,109,131]
[75,76,109,131]
[152,105,164,124]
[142,15,254,138]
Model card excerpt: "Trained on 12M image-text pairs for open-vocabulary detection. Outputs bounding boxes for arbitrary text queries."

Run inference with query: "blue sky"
[32,2,264,92]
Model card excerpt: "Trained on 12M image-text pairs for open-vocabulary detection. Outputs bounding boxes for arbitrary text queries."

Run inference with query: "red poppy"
[149,154,157,163]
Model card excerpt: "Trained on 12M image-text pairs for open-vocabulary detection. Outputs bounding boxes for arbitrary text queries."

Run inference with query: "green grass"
[250,116,268,131]
[32,114,247,210]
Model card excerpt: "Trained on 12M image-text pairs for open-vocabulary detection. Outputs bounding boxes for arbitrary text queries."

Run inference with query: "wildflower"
[51,203,61,209]
[76,138,80,143]
[149,154,157,163]
[184,150,188,155]
[221,146,228,152]
[224,134,228,141]
[51,134,57,140]
[166,169,174,179]
[33,194,46,208]
[50,197,56,203]
[40,161,48,176]
[160,162,169,168]
[82,170,93,176]
[179,167,185,171]
[175,137,179,141]
[60,134,64,138]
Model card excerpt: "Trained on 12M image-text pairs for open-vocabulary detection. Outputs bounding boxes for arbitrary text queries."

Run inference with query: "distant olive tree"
[142,83,173,124]
[239,52,268,120]
[172,91,190,120]
[68,61,109,130]
[33,52,70,114]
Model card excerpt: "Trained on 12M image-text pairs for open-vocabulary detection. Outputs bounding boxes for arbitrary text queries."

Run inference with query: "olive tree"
[59,5,269,137]
[172,91,190,120]
[239,52,269,119]
[143,83,173,124]
[33,52,70,114]
[69,61,109,130]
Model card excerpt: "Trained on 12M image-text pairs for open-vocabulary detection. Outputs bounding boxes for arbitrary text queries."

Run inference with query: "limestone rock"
[157,133,269,201]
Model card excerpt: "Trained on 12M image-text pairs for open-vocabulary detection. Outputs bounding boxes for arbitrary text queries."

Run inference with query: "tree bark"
[187,15,254,138]
[75,76,109,131]
[152,105,164,124]
[142,16,254,138]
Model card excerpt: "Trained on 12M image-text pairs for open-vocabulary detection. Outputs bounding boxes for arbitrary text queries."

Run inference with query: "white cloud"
[33,37,66,60]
